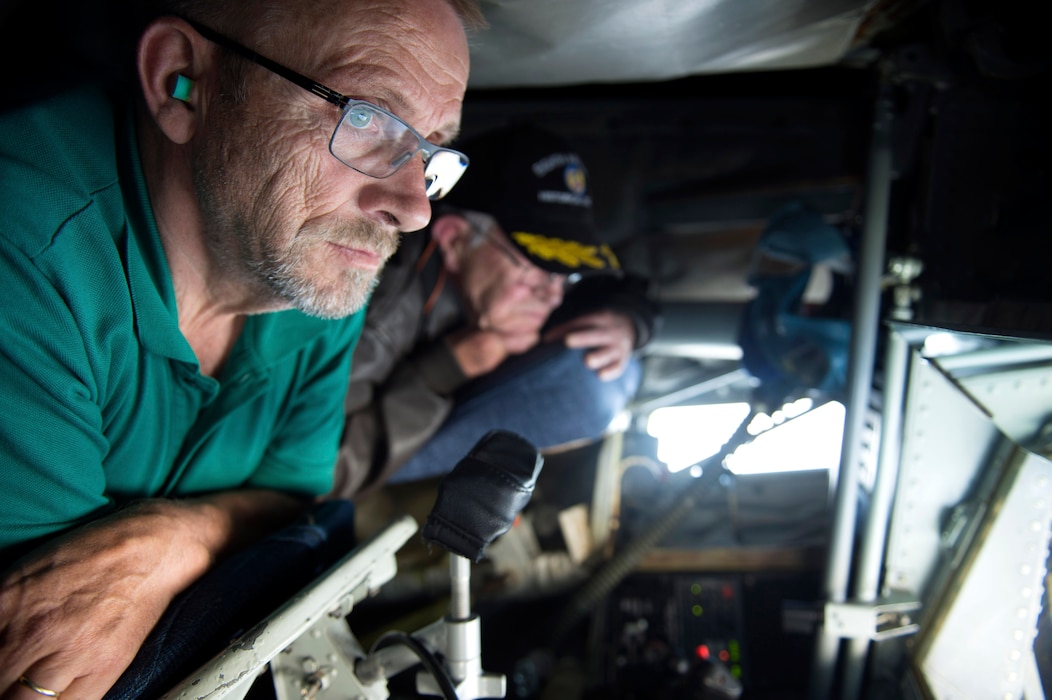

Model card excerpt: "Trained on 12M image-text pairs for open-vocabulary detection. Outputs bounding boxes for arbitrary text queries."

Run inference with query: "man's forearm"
[4,489,309,624]
[0,488,309,699]
[160,489,311,564]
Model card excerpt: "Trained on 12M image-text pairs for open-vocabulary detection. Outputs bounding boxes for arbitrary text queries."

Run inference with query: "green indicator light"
[690,583,702,595]
[729,639,740,661]
[692,604,703,617]
[731,664,742,678]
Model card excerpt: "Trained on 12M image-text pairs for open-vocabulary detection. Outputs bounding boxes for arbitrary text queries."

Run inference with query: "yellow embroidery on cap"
[511,232,621,270]
[599,244,621,269]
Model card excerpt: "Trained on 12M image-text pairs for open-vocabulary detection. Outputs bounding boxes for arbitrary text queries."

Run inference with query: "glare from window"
[647,400,845,475]
[647,402,751,473]
[922,331,975,357]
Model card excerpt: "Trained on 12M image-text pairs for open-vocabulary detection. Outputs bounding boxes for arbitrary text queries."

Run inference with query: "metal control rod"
[809,79,895,700]
[842,274,917,697]
[449,554,472,621]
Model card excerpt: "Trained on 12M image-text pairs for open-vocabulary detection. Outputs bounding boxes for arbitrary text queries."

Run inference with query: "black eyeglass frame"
[182,18,468,199]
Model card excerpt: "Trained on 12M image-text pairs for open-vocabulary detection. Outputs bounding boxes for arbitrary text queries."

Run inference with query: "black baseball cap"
[442,124,620,276]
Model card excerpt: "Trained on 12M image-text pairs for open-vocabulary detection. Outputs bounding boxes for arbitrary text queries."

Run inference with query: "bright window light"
[647,400,845,475]
[647,403,751,473]
[727,401,844,475]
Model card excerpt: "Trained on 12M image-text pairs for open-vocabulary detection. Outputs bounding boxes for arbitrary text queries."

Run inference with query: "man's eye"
[347,107,373,129]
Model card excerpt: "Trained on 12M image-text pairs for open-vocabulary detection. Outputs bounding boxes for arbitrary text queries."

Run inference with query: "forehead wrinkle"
[307,3,468,144]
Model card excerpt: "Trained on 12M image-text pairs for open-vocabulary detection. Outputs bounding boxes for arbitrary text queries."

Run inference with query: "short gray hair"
[443,0,488,32]
[146,0,486,36]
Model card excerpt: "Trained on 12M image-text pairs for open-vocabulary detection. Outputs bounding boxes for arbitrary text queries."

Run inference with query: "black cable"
[370,631,459,700]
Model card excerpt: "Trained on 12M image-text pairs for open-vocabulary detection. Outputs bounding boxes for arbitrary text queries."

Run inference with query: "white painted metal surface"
[956,362,1052,451]
[883,354,1003,597]
[879,331,1052,698]
[917,450,1052,699]
[161,515,418,700]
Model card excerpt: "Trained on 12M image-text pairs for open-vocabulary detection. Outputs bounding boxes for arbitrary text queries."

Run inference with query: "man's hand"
[0,491,304,700]
[544,310,637,381]
[448,327,540,379]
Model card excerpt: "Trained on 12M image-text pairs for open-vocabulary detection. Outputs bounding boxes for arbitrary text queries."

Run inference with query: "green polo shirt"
[0,86,363,560]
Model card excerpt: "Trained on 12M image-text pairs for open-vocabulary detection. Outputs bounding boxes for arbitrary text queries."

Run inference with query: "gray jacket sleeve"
[331,320,469,499]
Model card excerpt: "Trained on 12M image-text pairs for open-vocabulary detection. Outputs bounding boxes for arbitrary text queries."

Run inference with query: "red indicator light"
[696,644,710,660]
[722,584,734,599]
[719,649,730,662]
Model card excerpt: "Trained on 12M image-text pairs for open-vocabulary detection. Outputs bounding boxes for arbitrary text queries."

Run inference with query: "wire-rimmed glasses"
[185,19,468,200]
[482,229,574,299]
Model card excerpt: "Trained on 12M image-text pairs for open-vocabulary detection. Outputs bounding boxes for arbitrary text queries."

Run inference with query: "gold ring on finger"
[18,676,60,698]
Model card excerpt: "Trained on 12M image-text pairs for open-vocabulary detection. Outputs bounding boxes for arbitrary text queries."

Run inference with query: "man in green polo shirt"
[0,0,481,696]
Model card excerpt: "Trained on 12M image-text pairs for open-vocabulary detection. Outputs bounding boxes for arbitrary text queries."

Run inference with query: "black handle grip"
[421,429,543,562]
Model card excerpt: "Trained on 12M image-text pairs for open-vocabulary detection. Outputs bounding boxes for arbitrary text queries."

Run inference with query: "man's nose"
[532,275,565,306]
[359,155,433,233]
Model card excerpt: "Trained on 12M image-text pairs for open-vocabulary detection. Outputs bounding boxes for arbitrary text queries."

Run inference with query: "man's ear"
[137,16,213,145]
[430,213,473,275]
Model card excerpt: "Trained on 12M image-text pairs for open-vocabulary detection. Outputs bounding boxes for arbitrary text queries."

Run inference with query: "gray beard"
[253,221,399,319]
[264,257,381,319]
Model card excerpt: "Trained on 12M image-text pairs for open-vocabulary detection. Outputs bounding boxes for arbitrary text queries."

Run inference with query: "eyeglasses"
[482,230,573,299]
[185,19,468,200]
